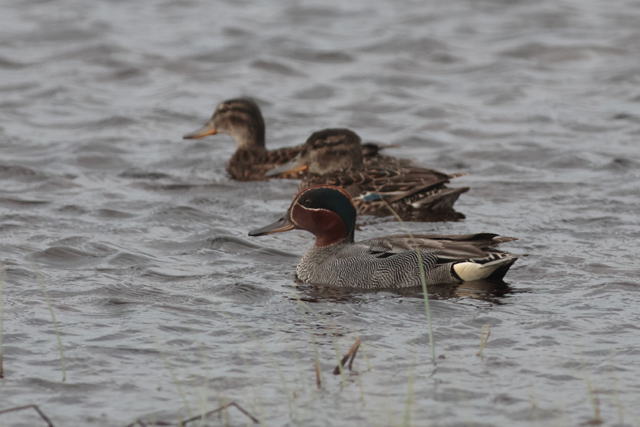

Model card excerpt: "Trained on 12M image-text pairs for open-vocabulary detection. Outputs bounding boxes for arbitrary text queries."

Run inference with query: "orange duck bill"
[265,153,308,177]
[183,119,217,139]
[248,214,296,236]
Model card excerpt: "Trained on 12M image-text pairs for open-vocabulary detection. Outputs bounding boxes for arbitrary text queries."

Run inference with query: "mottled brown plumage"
[225,147,302,181]
[266,128,469,220]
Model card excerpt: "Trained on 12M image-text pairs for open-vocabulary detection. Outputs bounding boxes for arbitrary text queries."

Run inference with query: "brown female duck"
[183,98,301,181]
[266,128,469,219]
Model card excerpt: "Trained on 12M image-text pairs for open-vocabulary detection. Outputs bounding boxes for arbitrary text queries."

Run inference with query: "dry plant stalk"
[124,402,259,427]
[333,338,362,375]
[477,324,491,357]
[181,402,259,425]
[0,262,5,378]
[591,388,601,423]
[315,360,322,388]
[0,404,55,427]
[31,260,66,382]
[584,377,601,424]
[381,201,436,363]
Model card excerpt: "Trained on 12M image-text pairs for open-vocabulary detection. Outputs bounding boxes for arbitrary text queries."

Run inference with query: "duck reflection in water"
[293,280,515,306]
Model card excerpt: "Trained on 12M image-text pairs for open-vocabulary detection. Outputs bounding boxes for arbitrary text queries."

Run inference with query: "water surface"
[1,0,640,425]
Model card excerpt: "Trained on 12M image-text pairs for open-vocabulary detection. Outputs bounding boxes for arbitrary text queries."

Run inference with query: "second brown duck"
[266,128,469,219]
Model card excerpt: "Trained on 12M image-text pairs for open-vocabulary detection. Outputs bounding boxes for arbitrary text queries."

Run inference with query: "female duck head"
[183,98,265,149]
[265,128,364,177]
[249,185,357,246]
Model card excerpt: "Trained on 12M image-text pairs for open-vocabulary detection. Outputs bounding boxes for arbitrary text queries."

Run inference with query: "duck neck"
[226,111,266,151]
[314,228,354,247]
[233,129,265,151]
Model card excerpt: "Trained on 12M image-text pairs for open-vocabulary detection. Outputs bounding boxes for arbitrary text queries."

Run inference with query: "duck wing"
[266,141,407,168]
[361,141,417,168]
[301,166,451,194]
[264,146,303,165]
[359,233,518,282]
[227,147,304,180]
[361,233,517,261]
[309,166,468,211]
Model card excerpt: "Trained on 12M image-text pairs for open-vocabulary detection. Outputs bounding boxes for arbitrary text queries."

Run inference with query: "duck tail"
[412,187,470,211]
[447,172,468,179]
[452,254,518,282]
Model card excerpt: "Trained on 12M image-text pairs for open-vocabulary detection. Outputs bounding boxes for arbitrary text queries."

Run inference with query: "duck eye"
[303,198,313,207]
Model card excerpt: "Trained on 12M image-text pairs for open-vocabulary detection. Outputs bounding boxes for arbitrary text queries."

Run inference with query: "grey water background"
[1,0,640,425]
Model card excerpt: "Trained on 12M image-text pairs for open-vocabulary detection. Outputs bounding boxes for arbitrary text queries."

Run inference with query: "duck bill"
[183,120,217,139]
[265,154,308,177]
[248,214,295,236]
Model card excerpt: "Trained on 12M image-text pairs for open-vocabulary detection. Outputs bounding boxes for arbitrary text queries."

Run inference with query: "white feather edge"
[453,256,516,281]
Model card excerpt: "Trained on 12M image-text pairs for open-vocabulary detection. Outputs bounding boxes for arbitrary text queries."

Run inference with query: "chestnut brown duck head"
[266,128,405,176]
[183,98,299,181]
[184,98,266,150]
[249,185,518,288]
[249,184,357,247]
[274,128,364,175]
[266,128,470,220]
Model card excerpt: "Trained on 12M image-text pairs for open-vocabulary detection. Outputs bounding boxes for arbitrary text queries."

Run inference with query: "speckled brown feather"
[227,147,303,181]
[279,129,470,218]
[298,164,469,216]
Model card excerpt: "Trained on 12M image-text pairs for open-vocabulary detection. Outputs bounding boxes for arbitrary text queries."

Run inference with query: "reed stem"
[31,260,66,382]
[382,203,436,363]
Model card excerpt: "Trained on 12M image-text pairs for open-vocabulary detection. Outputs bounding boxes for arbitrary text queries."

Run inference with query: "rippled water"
[1,0,640,425]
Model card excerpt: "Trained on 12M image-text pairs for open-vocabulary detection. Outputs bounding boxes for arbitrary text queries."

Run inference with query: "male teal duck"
[266,128,469,218]
[183,98,395,181]
[248,185,518,288]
